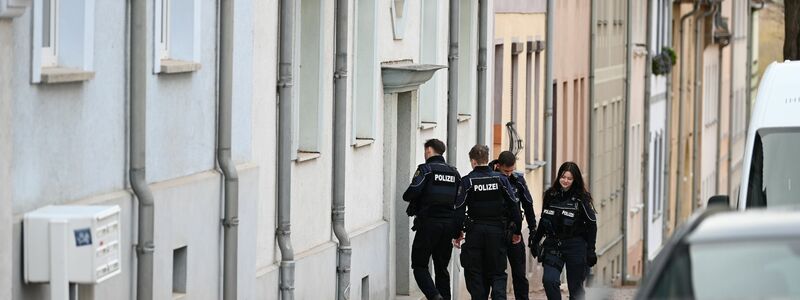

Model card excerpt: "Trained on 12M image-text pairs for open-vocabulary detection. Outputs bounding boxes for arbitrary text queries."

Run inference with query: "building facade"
[493,0,547,292]
[553,0,590,171]
[645,0,673,269]
[591,0,628,286]
[0,0,495,299]
[625,0,649,282]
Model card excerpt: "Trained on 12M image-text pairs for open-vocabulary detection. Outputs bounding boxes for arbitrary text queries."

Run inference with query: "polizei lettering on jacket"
[434,174,456,183]
[474,183,499,191]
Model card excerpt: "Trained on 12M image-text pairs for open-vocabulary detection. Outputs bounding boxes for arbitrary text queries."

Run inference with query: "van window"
[746,128,800,208]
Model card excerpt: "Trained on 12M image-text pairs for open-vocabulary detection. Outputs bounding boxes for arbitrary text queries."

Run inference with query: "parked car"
[636,208,800,299]
[709,60,800,209]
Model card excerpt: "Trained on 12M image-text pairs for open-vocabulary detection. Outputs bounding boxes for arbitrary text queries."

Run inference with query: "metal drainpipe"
[277,0,296,298]
[662,1,673,240]
[621,0,633,283]
[728,0,738,198]
[477,0,488,145]
[218,0,240,299]
[746,1,764,141]
[675,0,700,229]
[332,0,351,299]
[588,0,594,195]
[130,0,155,299]
[544,0,554,190]
[715,9,726,198]
[447,0,459,165]
[641,0,653,277]
[692,3,717,213]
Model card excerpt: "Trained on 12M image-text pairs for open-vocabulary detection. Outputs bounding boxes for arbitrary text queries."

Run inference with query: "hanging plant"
[652,47,677,76]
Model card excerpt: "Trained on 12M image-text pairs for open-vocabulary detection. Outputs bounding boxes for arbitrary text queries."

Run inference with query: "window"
[562,81,568,152]
[419,0,441,124]
[573,79,579,159]
[492,44,504,153]
[552,80,558,175]
[172,246,188,298]
[533,48,542,160]
[153,0,201,74]
[41,0,57,67]
[511,42,523,123]
[32,0,96,83]
[296,0,326,155]
[525,40,543,165]
[352,0,378,144]
[745,128,800,208]
[457,0,477,116]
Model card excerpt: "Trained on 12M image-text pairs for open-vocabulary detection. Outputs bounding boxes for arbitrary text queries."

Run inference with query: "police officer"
[403,139,462,300]
[530,162,597,300]
[490,151,537,300]
[453,145,522,300]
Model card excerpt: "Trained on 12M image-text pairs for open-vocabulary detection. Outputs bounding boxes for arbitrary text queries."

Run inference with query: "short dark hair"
[468,145,490,164]
[424,139,446,155]
[497,151,517,167]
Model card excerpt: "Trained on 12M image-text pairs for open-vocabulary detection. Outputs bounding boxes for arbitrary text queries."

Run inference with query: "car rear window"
[650,239,800,299]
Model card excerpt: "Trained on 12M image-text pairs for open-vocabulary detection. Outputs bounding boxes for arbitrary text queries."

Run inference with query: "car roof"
[686,209,800,243]
[750,60,800,129]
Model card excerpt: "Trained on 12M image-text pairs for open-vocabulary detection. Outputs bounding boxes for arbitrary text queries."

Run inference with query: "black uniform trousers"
[506,239,529,300]
[542,237,588,300]
[411,217,459,300]
[460,223,509,300]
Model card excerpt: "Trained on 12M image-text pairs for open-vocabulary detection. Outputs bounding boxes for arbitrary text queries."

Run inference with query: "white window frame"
[295,0,326,155]
[352,0,379,144]
[31,0,95,83]
[153,0,201,73]
[418,0,442,125]
[159,0,170,60]
[457,0,477,116]
[40,0,57,67]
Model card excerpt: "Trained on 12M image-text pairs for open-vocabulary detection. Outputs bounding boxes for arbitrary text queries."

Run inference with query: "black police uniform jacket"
[508,172,537,232]
[454,166,523,235]
[531,188,597,251]
[402,155,461,219]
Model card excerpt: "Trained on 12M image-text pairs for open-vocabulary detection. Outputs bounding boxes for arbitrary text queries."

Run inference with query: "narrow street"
[525,286,638,300]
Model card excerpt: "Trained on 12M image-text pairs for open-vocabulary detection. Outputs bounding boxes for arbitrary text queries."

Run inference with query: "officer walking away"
[529,162,597,300]
[403,139,462,300]
[453,145,522,300]
[490,151,537,300]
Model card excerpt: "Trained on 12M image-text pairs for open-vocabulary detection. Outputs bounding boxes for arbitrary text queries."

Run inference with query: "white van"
[728,60,800,209]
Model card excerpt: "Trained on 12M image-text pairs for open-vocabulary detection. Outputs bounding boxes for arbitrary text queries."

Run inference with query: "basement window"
[172,246,188,299]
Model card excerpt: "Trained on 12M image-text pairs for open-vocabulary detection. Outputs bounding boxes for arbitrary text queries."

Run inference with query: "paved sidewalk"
[518,285,638,300]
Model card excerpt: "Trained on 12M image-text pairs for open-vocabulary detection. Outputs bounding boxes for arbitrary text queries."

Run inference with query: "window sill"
[419,122,437,130]
[352,138,374,148]
[40,67,94,84]
[295,151,321,163]
[525,160,547,171]
[457,114,471,123]
[160,59,202,74]
[172,293,186,300]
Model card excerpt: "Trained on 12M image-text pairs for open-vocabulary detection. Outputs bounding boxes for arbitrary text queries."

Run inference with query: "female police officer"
[529,162,597,300]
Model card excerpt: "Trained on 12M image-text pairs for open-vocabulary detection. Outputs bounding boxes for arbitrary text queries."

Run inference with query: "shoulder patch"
[414,170,421,177]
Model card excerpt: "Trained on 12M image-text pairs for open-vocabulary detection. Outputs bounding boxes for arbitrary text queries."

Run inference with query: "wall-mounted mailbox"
[24,205,121,299]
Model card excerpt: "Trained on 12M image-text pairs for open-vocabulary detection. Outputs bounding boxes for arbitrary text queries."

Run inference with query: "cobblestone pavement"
[514,285,638,300]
